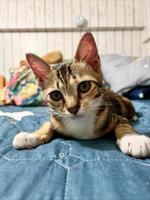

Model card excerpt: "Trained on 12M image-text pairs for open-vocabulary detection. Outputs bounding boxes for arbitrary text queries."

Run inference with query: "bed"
[0,100,150,200]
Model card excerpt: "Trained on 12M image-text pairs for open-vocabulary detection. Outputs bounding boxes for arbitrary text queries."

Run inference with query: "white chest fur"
[63,113,98,139]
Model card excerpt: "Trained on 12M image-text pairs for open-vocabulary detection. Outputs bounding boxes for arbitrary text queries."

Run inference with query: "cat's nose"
[67,105,80,115]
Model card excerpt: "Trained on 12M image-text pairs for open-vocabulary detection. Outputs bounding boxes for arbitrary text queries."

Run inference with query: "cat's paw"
[13,132,41,149]
[117,135,150,158]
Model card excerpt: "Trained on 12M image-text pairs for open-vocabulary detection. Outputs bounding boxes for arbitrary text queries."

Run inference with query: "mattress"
[0,100,150,200]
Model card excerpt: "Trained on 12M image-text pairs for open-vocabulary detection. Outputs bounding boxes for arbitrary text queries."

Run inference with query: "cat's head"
[26,33,103,119]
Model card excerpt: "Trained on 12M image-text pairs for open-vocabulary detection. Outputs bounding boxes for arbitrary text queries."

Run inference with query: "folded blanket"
[101,55,150,94]
[0,65,43,106]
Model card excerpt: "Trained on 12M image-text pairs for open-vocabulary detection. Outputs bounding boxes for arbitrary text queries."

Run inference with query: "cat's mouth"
[70,113,85,119]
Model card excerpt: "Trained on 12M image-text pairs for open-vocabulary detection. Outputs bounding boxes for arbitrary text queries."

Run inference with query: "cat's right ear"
[26,53,51,89]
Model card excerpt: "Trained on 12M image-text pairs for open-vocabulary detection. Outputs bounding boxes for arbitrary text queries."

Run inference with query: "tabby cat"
[13,33,150,158]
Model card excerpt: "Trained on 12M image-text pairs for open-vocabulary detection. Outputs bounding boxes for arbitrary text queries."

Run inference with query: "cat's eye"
[49,90,63,101]
[78,81,91,93]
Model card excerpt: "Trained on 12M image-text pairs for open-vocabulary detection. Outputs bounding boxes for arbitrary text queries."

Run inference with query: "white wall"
[0,0,149,78]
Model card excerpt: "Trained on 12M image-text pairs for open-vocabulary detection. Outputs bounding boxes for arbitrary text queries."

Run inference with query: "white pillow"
[101,54,150,94]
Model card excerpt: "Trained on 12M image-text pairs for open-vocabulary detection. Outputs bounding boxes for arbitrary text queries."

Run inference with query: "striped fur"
[41,60,135,140]
[13,33,150,158]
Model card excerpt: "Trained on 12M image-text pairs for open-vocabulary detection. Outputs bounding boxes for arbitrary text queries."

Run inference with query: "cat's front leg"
[115,118,150,158]
[13,122,53,149]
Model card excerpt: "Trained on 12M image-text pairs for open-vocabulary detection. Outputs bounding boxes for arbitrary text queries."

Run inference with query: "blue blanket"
[0,101,150,200]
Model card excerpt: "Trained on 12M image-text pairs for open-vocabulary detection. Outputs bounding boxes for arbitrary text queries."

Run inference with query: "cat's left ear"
[26,53,51,89]
[75,32,100,72]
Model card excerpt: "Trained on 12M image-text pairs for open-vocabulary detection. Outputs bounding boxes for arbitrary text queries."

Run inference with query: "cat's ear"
[75,32,100,71]
[26,53,51,89]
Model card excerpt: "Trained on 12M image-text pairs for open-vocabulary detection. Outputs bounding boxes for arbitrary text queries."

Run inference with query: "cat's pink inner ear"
[26,53,50,89]
[75,32,100,71]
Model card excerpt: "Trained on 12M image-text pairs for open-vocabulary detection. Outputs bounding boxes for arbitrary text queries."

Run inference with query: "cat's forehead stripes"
[68,64,76,79]
[59,65,68,84]
[51,61,101,92]
[53,62,75,86]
